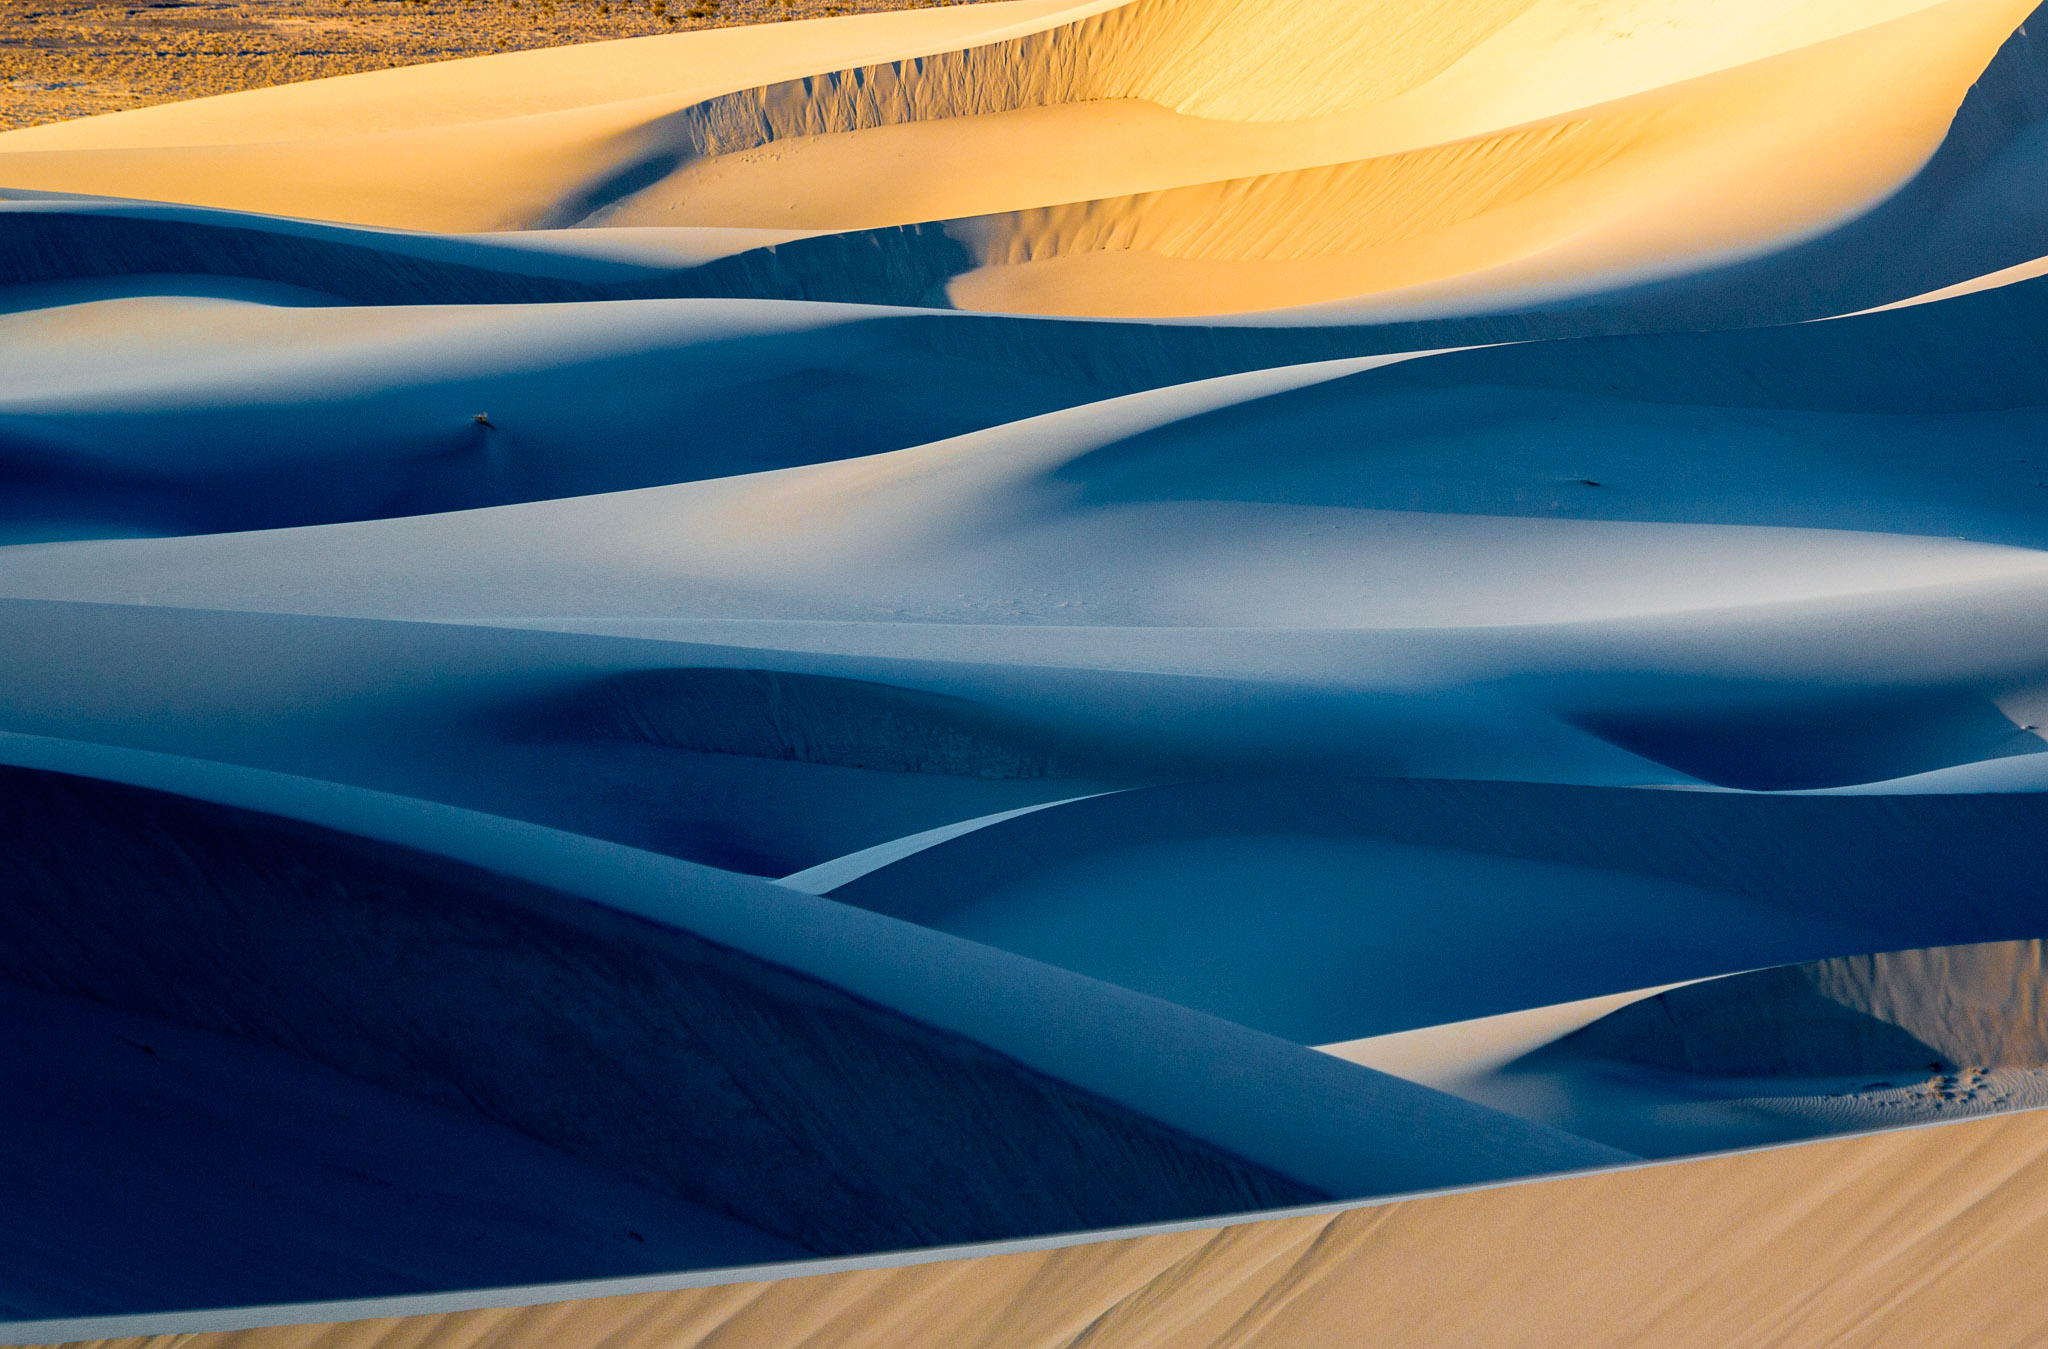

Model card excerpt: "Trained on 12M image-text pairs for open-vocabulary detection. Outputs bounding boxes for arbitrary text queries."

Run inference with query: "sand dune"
[0,977,803,1320]
[0,730,1625,1206]
[1563,939,2048,1075]
[11,328,2048,618]
[0,289,1146,539]
[0,1,1099,229]
[1,0,2032,310]
[810,780,2048,1042]
[944,2,2025,316]
[1327,939,2048,1158]
[11,1106,2048,1348]
[7,0,2048,1336]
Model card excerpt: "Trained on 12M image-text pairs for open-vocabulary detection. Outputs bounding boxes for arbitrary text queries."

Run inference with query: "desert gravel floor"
[0,0,971,130]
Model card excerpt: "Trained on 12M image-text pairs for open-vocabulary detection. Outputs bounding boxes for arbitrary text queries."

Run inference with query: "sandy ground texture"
[0,0,976,130]
[16,1105,2048,1348]
[8,0,2048,1339]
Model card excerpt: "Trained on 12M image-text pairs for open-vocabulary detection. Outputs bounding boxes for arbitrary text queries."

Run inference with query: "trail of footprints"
[1855,1066,2018,1115]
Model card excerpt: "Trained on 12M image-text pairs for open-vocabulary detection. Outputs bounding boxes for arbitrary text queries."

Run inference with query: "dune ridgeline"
[5,0,2048,1344]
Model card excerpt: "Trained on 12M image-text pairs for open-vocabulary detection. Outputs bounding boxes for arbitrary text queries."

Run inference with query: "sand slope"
[0,0,2036,313]
[0,729,1624,1316]
[1330,938,2048,1157]
[1562,939,2048,1076]
[0,979,802,1320]
[12,1106,2048,1348]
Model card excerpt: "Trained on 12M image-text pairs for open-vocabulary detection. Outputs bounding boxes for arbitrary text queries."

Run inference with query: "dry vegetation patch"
[0,0,975,130]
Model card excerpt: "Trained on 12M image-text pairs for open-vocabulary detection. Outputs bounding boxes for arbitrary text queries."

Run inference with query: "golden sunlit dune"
[0,0,2025,308]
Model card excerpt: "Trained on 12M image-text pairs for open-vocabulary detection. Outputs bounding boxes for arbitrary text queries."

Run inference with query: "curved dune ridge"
[7,0,2048,1341]
[1324,937,2048,1158]
[14,1105,2048,1349]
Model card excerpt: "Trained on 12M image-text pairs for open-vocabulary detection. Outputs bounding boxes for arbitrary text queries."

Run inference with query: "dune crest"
[0,0,2029,311]
[15,1108,2048,1348]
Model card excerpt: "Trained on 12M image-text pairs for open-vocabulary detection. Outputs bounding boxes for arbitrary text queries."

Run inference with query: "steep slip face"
[0,746,1632,1318]
[1557,939,2048,1077]
[0,764,1327,1277]
[0,0,1107,231]
[943,0,2027,317]
[1430,0,2048,330]
[0,0,2020,316]
[1328,939,2048,1158]
[0,978,803,1320]
[565,0,2022,315]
